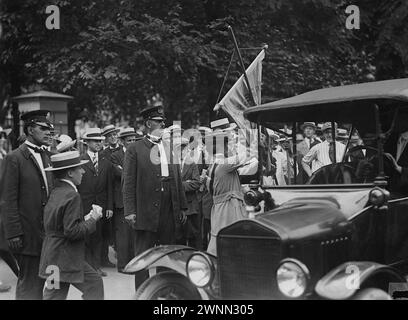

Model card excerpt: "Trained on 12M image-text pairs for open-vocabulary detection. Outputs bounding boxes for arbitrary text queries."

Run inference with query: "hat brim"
[102,128,120,136]
[44,160,89,171]
[81,136,106,142]
[119,133,138,139]
[149,117,166,121]
[300,124,316,130]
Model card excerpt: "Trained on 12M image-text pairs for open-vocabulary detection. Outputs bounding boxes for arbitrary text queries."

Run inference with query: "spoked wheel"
[135,271,201,300]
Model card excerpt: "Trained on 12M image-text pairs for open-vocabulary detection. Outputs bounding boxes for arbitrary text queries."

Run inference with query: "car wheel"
[135,271,201,300]
[353,288,392,300]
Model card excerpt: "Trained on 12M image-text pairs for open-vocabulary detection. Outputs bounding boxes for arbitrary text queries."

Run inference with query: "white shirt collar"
[87,150,98,158]
[123,146,126,153]
[60,179,78,192]
[25,140,42,150]
[400,131,408,140]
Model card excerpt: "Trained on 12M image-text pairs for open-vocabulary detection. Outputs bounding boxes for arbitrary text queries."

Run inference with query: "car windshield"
[259,121,381,187]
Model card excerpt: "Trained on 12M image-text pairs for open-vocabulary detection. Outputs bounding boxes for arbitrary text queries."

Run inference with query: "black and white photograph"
[1,0,408,305]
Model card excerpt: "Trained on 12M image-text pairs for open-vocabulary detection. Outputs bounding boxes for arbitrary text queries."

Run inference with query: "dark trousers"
[101,216,113,266]
[43,262,104,300]
[86,219,102,270]
[0,249,19,276]
[134,181,175,290]
[180,214,200,248]
[202,218,211,250]
[114,208,135,271]
[14,254,45,300]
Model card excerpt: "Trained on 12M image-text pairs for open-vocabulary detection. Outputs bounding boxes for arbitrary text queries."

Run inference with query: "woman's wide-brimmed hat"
[45,150,88,171]
[81,128,106,141]
[56,134,76,152]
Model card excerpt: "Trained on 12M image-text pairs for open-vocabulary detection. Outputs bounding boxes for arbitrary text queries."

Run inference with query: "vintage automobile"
[124,78,408,299]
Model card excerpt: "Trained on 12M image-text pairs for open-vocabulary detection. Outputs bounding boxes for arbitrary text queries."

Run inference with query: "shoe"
[97,269,107,277]
[0,283,11,293]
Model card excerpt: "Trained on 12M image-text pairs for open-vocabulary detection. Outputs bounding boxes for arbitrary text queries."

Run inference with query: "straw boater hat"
[82,128,105,141]
[45,150,88,172]
[266,128,280,140]
[118,127,137,139]
[337,128,349,140]
[321,122,338,132]
[208,118,237,137]
[56,134,76,152]
[101,124,119,137]
[300,122,316,131]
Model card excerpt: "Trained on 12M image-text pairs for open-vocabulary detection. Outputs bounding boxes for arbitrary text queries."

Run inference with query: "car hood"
[255,189,371,240]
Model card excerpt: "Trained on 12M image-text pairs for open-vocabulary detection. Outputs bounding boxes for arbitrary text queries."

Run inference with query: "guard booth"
[12,90,73,135]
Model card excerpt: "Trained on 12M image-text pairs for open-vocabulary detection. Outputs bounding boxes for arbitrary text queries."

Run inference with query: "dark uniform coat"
[123,137,187,236]
[39,181,97,283]
[0,143,53,256]
[77,152,113,214]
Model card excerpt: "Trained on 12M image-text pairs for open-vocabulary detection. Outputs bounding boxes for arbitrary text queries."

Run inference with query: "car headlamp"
[276,259,310,298]
[186,253,214,288]
[369,187,389,207]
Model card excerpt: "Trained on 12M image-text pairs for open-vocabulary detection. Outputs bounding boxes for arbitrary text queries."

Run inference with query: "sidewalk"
[0,258,136,300]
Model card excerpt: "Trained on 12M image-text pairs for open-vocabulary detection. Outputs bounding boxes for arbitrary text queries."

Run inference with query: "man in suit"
[123,104,187,289]
[111,127,138,272]
[382,122,408,195]
[176,132,201,247]
[0,110,54,299]
[77,128,113,277]
[297,122,321,183]
[100,124,121,159]
[99,124,120,268]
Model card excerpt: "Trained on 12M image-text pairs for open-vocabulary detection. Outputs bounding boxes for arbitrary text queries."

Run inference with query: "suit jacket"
[123,137,188,233]
[77,151,113,215]
[111,147,125,209]
[100,145,121,161]
[384,133,408,194]
[0,143,53,256]
[39,181,96,283]
[181,161,200,216]
[296,138,320,183]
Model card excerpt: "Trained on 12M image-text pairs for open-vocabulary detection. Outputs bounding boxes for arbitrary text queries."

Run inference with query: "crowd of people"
[1,101,407,299]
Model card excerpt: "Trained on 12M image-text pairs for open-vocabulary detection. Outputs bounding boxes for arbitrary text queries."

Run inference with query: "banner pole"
[227,25,256,106]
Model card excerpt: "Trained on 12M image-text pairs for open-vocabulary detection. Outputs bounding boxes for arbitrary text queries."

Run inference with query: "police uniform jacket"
[0,143,53,256]
[39,181,97,283]
[123,137,188,233]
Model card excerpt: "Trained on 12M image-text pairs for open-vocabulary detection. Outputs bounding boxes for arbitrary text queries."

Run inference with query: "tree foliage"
[1,0,408,128]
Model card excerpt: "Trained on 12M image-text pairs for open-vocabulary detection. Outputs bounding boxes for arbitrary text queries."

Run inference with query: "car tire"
[135,271,201,300]
[353,288,392,300]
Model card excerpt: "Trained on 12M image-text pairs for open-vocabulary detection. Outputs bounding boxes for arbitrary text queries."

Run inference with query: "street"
[0,249,136,300]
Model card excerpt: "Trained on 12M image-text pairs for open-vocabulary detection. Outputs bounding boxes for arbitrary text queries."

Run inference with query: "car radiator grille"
[217,236,281,299]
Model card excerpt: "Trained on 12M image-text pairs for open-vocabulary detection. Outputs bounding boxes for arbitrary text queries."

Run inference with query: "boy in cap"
[110,128,138,272]
[39,151,104,299]
[0,110,54,299]
[77,128,113,276]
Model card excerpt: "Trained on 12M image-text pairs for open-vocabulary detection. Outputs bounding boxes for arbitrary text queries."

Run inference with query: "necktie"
[92,154,98,174]
[329,143,335,163]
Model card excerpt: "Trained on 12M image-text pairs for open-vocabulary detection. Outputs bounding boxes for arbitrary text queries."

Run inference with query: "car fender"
[315,261,406,300]
[123,245,217,300]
